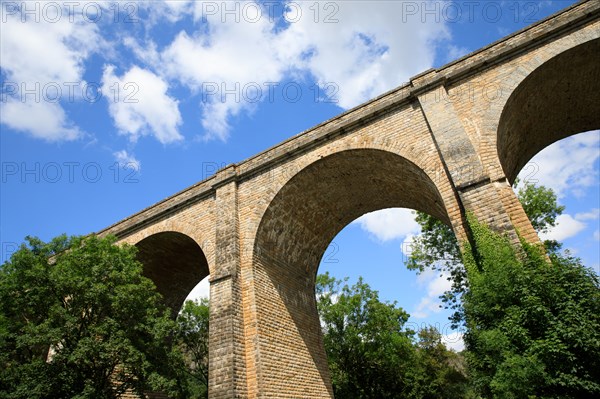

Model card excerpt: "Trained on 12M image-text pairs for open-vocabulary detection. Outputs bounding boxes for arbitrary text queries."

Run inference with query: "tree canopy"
[406,181,600,396]
[462,215,600,397]
[407,180,566,327]
[316,273,472,398]
[176,298,210,399]
[0,235,188,399]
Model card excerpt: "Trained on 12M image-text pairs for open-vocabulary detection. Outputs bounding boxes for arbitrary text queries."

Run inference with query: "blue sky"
[1,1,598,350]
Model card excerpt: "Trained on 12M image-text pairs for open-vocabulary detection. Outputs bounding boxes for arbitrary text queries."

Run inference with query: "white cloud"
[442,331,465,352]
[138,0,450,140]
[113,150,141,172]
[445,45,470,63]
[0,5,101,140]
[1,99,80,141]
[185,276,210,301]
[519,131,600,198]
[575,208,600,221]
[427,272,452,297]
[281,1,450,109]
[145,0,195,23]
[593,230,600,241]
[101,65,183,144]
[539,214,586,242]
[123,36,161,66]
[412,297,444,319]
[354,208,421,242]
[412,270,452,319]
[401,233,417,257]
[159,7,290,140]
[415,267,437,287]
[0,6,99,85]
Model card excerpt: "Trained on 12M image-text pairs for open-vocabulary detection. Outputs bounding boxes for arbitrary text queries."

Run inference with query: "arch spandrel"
[496,37,600,183]
[447,22,600,181]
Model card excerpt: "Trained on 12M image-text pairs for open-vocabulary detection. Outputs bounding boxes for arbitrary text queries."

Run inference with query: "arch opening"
[135,231,210,316]
[497,38,600,183]
[252,149,452,396]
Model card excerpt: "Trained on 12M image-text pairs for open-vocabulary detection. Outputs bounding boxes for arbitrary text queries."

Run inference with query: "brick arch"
[249,148,451,398]
[242,118,463,249]
[118,220,216,275]
[497,38,600,183]
[135,231,210,316]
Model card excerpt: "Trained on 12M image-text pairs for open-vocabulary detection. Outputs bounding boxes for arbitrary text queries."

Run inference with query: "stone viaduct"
[97,1,600,397]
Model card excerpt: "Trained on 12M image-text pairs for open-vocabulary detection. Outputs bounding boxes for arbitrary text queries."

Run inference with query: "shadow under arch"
[497,38,600,183]
[135,231,210,316]
[252,149,451,397]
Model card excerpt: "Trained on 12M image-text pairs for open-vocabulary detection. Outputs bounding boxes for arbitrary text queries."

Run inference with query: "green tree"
[0,235,189,399]
[413,326,473,399]
[407,180,565,326]
[406,211,465,327]
[176,298,210,399]
[516,181,564,235]
[316,273,472,398]
[461,215,600,398]
[316,273,418,398]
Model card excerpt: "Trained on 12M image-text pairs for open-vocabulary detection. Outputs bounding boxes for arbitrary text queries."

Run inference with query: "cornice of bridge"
[97,0,599,240]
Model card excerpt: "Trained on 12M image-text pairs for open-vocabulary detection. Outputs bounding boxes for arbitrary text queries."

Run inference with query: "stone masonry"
[97,1,600,397]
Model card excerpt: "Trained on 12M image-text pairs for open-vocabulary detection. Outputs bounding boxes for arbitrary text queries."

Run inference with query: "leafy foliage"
[515,179,564,234]
[176,299,210,399]
[515,179,564,255]
[316,273,416,398]
[0,235,189,399]
[406,180,600,396]
[407,181,565,327]
[414,326,473,399]
[462,215,600,398]
[406,212,464,328]
[316,273,472,398]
